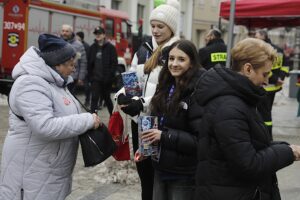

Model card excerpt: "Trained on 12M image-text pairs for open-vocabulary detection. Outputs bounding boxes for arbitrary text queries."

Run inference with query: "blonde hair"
[231,38,277,71]
[144,45,164,74]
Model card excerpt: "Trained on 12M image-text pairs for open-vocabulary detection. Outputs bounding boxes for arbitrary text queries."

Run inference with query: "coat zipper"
[21,188,24,200]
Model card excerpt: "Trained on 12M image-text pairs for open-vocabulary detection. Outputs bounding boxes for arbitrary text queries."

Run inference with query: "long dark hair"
[150,39,202,115]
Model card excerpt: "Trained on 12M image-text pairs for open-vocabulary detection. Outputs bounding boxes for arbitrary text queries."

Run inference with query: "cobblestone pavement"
[62,94,141,200]
[1,80,300,199]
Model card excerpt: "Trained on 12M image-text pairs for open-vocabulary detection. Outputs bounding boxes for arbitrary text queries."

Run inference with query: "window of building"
[180,11,184,38]
[199,0,204,5]
[137,4,144,30]
[111,0,120,10]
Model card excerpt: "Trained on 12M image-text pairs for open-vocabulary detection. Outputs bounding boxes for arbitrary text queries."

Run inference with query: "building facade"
[50,0,295,54]
[192,0,224,49]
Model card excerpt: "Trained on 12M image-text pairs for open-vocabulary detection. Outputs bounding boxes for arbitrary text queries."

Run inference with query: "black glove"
[117,94,133,105]
[121,99,143,117]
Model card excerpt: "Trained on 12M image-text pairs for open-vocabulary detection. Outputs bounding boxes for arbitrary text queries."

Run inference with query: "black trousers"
[84,78,91,103]
[90,81,113,115]
[257,92,276,139]
[131,121,154,200]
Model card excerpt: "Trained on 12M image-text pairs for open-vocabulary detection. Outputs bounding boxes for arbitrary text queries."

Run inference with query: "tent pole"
[225,0,236,68]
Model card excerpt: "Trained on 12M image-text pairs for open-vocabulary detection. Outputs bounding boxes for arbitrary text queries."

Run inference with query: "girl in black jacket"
[141,39,205,200]
[191,38,300,200]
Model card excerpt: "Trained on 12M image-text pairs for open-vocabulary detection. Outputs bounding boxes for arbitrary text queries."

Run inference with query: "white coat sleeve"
[13,77,94,140]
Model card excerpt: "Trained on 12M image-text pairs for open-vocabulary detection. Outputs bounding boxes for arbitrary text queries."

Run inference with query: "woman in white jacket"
[0,34,101,200]
[116,1,180,199]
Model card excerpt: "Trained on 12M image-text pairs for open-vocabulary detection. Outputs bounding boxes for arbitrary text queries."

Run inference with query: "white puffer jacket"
[0,47,94,200]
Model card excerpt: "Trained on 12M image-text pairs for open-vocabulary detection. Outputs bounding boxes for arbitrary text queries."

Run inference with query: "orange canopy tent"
[220,0,300,29]
[219,0,300,67]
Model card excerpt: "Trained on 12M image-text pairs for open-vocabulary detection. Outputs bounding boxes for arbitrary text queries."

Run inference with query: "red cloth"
[108,111,130,161]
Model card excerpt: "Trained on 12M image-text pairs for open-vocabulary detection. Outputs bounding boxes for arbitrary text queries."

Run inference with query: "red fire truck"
[0,0,133,95]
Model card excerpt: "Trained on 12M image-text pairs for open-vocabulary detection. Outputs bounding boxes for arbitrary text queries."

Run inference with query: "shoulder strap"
[72,94,90,112]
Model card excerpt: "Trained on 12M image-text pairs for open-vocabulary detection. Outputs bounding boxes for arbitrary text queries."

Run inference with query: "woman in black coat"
[141,40,205,200]
[190,38,300,200]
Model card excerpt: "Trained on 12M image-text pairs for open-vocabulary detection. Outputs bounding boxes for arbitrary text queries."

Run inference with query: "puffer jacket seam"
[21,130,33,198]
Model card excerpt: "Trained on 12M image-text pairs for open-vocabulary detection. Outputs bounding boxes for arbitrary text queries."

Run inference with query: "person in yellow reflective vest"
[255,29,290,139]
[198,28,227,70]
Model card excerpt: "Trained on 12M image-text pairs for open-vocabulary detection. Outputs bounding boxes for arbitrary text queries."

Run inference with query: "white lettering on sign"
[4,21,25,31]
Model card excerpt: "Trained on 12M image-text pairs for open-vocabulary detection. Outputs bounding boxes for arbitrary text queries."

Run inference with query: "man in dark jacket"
[76,31,91,107]
[255,29,289,138]
[88,26,118,115]
[198,28,227,70]
[60,24,87,94]
[76,31,90,56]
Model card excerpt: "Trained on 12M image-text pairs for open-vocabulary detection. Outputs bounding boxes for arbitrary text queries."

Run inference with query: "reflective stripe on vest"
[281,66,289,74]
[210,52,227,62]
[264,84,282,92]
[264,121,273,126]
[272,54,283,70]
[268,71,273,78]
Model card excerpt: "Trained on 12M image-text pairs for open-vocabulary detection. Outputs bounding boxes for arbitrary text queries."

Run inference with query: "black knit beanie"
[38,33,76,67]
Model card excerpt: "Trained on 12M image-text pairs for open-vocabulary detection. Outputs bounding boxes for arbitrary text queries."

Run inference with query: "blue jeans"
[153,171,195,200]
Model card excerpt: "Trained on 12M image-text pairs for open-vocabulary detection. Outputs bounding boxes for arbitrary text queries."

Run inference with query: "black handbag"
[73,95,117,167]
[79,123,117,167]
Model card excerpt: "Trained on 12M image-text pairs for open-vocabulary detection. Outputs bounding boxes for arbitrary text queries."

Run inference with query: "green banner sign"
[154,0,166,8]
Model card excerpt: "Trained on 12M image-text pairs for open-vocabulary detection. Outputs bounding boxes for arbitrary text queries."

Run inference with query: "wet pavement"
[1,79,300,200]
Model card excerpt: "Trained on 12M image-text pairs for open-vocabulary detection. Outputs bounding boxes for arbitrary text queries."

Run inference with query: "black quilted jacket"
[151,69,206,175]
[189,65,294,200]
[87,40,118,83]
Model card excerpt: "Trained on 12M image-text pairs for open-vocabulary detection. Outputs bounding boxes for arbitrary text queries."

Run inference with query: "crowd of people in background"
[2,0,300,199]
